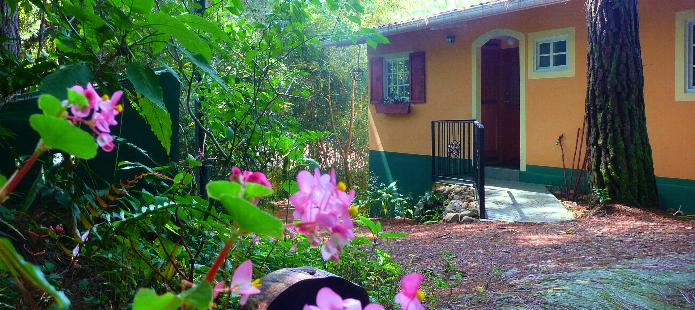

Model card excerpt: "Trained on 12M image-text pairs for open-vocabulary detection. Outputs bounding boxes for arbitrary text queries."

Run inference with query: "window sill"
[374,102,411,114]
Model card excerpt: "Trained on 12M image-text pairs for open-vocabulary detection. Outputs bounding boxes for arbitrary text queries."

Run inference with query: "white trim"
[687,19,695,93]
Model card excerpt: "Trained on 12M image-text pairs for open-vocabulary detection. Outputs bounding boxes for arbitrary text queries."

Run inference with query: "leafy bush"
[414,192,447,223]
[355,175,413,218]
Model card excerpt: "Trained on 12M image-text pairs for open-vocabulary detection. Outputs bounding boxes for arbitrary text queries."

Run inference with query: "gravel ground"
[374,205,695,308]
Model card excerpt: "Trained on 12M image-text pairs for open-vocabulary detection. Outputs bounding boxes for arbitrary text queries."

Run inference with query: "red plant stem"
[0,143,47,203]
[205,235,237,283]
[573,118,588,198]
[569,128,581,195]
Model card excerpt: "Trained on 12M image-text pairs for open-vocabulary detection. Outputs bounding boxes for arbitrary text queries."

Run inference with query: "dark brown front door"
[481,40,520,169]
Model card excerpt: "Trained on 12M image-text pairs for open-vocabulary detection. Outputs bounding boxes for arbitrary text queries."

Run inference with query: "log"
[243,267,369,309]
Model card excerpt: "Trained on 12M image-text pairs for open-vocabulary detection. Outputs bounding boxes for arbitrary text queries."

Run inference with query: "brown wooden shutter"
[369,57,384,104]
[409,51,426,103]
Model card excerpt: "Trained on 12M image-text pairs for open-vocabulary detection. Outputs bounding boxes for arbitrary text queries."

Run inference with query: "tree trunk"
[1,0,19,58]
[584,0,658,207]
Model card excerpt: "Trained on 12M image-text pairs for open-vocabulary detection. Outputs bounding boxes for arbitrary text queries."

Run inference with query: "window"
[384,56,410,102]
[535,37,568,71]
[688,20,695,92]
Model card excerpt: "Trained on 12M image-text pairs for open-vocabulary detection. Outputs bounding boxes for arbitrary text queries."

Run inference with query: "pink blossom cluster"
[66,83,123,152]
[304,272,426,310]
[289,168,356,261]
[230,166,273,188]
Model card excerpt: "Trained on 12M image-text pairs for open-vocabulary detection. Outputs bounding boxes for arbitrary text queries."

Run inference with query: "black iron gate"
[431,120,485,218]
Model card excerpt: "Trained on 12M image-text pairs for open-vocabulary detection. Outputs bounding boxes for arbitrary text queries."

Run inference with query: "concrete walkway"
[484,178,574,222]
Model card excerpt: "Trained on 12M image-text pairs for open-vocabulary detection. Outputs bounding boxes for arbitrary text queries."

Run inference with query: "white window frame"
[534,36,569,72]
[383,54,411,102]
[687,19,695,92]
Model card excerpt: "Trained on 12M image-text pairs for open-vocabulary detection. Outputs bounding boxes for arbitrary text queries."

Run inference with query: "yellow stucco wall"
[368,0,695,181]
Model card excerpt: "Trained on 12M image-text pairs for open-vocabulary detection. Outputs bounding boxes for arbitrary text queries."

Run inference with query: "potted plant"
[374,96,411,114]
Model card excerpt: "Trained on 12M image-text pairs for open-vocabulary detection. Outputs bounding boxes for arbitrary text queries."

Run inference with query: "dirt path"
[376,205,695,308]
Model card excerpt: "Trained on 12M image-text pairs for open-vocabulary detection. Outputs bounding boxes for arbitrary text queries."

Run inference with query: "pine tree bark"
[585,0,658,207]
[1,0,19,58]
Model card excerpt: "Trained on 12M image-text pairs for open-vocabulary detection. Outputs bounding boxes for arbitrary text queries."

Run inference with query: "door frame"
[471,29,527,171]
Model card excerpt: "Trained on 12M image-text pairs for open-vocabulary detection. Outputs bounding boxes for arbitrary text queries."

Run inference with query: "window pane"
[691,45,695,65]
[691,67,695,87]
[539,42,551,54]
[692,24,695,42]
[539,55,551,68]
[554,54,567,66]
[553,40,567,53]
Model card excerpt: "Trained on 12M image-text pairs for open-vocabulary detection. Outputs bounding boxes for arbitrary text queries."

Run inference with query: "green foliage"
[0,0,395,307]
[355,176,412,217]
[126,62,164,107]
[137,97,172,155]
[132,289,181,310]
[0,238,70,309]
[37,63,91,99]
[38,94,62,116]
[29,114,97,159]
[411,191,447,223]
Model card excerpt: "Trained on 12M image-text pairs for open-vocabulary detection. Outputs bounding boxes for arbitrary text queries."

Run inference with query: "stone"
[443,213,462,223]
[459,216,477,223]
[459,210,478,218]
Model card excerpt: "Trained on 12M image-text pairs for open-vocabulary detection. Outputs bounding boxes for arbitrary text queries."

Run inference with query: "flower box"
[373,102,411,114]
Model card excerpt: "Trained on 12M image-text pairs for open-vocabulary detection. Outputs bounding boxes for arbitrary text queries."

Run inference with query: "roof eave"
[375,0,571,37]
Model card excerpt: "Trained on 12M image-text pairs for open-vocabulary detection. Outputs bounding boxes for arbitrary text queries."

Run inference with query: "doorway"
[480,37,520,169]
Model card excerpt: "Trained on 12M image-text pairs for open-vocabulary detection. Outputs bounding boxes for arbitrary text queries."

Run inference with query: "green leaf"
[206,181,242,200]
[130,0,153,14]
[178,282,212,310]
[0,238,71,309]
[358,216,381,234]
[186,154,202,168]
[379,232,408,239]
[219,196,283,238]
[244,183,273,200]
[347,15,361,24]
[0,175,6,188]
[281,180,299,194]
[180,48,230,93]
[67,88,88,107]
[38,63,91,100]
[148,13,211,62]
[29,115,97,159]
[126,62,164,107]
[137,98,172,155]
[175,14,229,43]
[133,288,182,310]
[38,95,62,116]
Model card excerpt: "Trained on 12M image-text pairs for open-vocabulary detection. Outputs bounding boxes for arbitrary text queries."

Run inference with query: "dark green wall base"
[521,165,695,213]
[368,150,433,195]
[369,151,695,213]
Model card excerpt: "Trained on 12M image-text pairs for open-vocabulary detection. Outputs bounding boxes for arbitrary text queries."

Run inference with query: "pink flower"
[395,273,425,310]
[65,84,123,152]
[96,133,114,152]
[69,84,98,118]
[230,167,273,188]
[304,287,384,310]
[289,168,356,261]
[213,260,261,305]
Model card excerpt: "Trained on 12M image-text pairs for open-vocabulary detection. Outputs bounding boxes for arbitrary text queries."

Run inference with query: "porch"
[432,120,573,223]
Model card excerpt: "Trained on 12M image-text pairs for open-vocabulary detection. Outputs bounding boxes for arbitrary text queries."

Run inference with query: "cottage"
[367,0,695,212]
